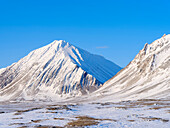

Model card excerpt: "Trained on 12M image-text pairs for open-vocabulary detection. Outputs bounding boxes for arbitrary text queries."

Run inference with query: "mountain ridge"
[0,40,121,101]
[78,34,170,103]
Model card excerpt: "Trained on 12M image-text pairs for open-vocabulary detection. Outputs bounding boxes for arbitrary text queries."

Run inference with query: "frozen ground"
[0,99,169,128]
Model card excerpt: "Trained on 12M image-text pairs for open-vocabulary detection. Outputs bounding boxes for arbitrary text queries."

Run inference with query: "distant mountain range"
[0,40,121,101]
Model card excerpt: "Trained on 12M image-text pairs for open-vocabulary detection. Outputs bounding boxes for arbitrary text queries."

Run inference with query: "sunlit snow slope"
[0,40,121,101]
[89,34,170,102]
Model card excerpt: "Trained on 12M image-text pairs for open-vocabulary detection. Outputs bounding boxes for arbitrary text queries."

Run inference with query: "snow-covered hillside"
[0,40,121,101]
[83,34,170,102]
[0,35,169,128]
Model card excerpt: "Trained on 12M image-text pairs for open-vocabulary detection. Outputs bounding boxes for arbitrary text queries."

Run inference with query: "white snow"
[0,40,121,101]
[0,35,169,128]
[0,68,5,74]
[0,100,169,128]
[82,34,170,103]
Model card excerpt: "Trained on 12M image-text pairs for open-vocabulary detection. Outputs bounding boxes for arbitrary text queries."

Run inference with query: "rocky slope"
[0,40,121,101]
[86,34,170,102]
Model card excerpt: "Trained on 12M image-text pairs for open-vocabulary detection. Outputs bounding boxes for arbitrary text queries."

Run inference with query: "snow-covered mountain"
[0,40,121,101]
[86,34,170,102]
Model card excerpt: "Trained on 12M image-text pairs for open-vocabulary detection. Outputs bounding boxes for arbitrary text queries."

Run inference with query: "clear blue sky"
[0,0,170,68]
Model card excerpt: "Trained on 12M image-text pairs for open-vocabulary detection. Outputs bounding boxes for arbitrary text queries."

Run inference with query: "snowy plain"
[0,99,170,128]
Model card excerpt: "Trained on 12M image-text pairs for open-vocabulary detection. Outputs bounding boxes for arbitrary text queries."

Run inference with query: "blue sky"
[0,0,170,68]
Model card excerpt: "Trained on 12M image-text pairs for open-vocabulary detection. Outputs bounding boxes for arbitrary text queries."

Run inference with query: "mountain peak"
[94,34,170,102]
[51,40,69,49]
[0,40,121,101]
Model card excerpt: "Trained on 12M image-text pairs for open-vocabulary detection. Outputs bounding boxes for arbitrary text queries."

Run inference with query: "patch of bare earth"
[53,118,65,120]
[14,107,42,115]
[9,122,31,127]
[94,99,170,110]
[31,119,48,123]
[65,116,117,127]
[46,105,72,111]
[127,120,135,122]
[65,116,99,127]
[17,125,63,128]
[139,116,169,122]
[12,117,23,120]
